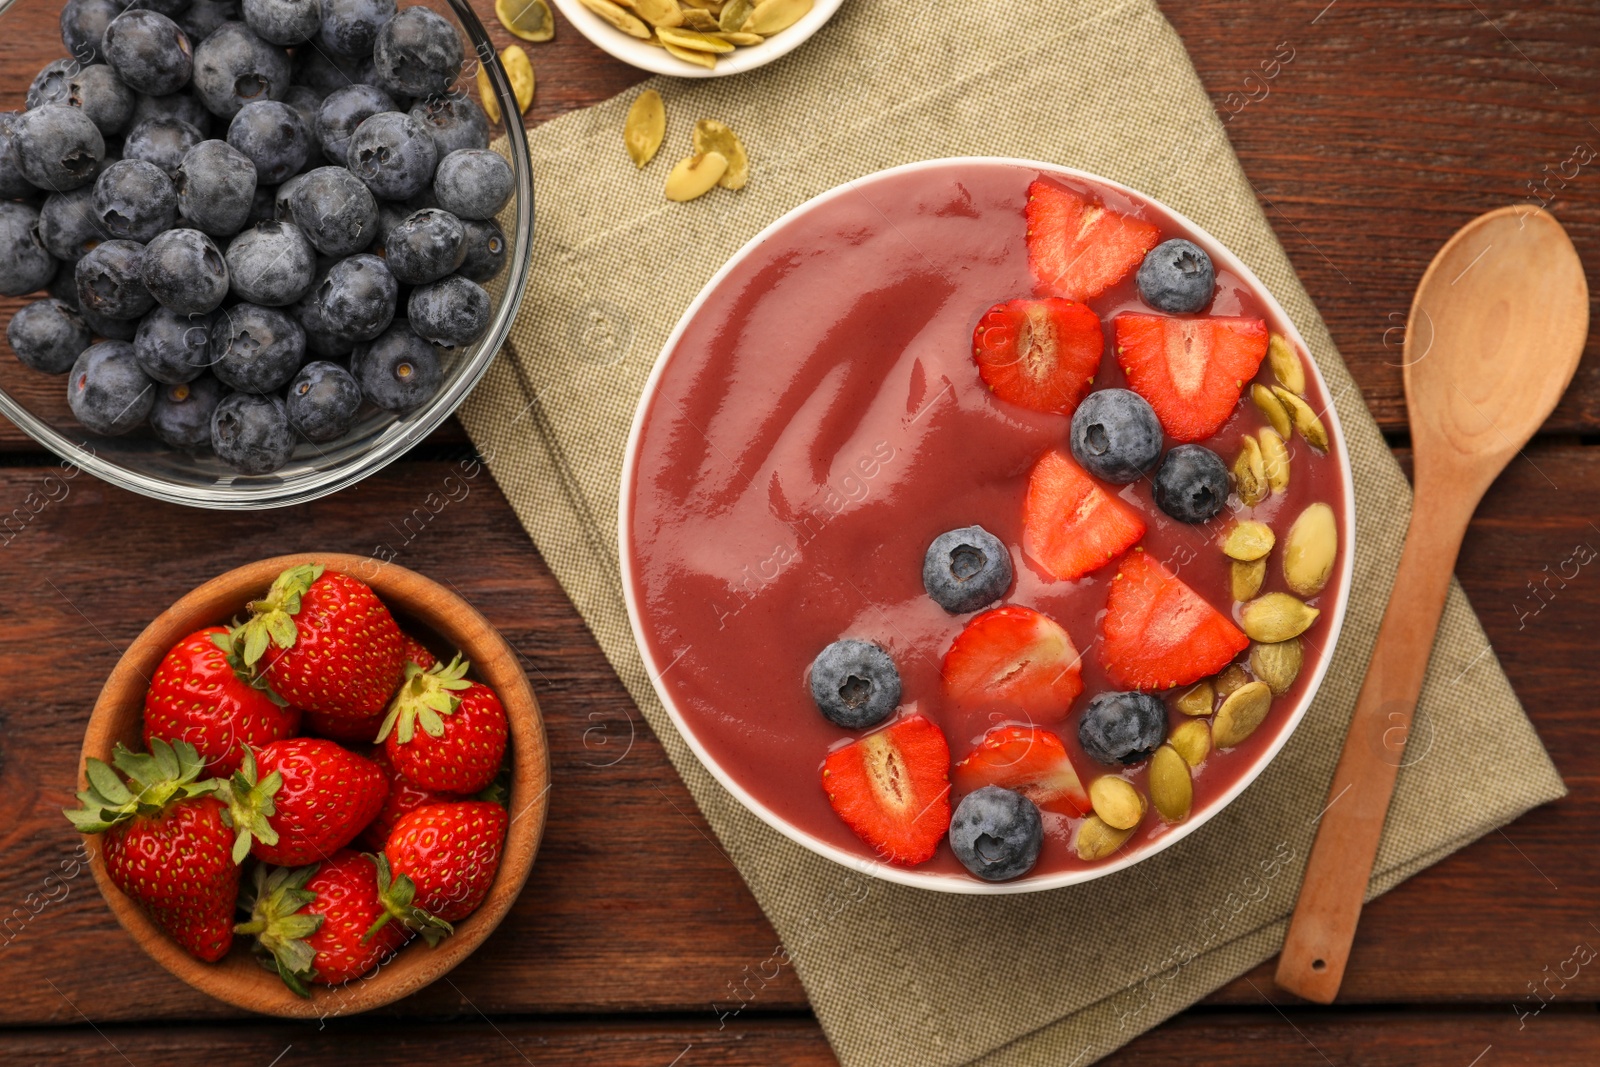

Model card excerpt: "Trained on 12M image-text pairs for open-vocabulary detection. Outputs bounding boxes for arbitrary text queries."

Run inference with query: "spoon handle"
[1275,490,1474,1002]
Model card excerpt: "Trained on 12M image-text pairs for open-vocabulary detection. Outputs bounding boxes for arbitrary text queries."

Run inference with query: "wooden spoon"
[1275,205,1589,1003]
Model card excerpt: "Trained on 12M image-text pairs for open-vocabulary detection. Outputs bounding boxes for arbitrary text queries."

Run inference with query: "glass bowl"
[0,0,534,509]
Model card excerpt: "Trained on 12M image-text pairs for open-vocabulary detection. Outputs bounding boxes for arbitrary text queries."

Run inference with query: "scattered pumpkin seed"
[692,118,747,189]
[1149,745,1193,821]
[713,30,763,43]
[664,151,727,201]
[631,0,684,26]
[1213,680,1272,748]
[1271,386,1329,452]
[1214,662,1250,699]
[662,39,718,66]
[500,45,535,114]
[496,0,555,40]
[658,24,735,50]
[1250,638,1303,697]
[624,89,665,169]
[1170,719,1212,767]
[475,62,501,125]
[746,0,812,34]
[1268,333,1306,394]
[1221,520,1275,562]
[1259,427,1290,493]
[1174,679,1213,716]
[1233,434,1268,506]
[718,0,753,30]
[578,0,652,37]
[1089,775,1145,831]
[1283,502,1338,597]
[1231,557,1267,601]
[1251,383,1291,437]
[1076,814,1136,860]
[1240,592,1319,643]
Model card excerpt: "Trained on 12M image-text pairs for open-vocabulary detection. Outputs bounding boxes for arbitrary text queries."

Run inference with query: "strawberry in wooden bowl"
[67,553,548,1016]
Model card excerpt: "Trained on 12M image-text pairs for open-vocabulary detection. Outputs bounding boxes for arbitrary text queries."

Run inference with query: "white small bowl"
[550,0,844,77]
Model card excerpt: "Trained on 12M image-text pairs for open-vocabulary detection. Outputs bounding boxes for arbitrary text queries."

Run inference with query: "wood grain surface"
[0,0,1596,1063]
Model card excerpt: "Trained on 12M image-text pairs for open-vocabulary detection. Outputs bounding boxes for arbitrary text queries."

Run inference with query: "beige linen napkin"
[459,1,1566,1063]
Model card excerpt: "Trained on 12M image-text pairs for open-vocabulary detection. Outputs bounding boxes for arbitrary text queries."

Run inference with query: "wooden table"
[2,1,1598,1063]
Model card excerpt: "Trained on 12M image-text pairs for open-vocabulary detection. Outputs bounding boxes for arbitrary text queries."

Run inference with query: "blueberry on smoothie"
[922,525,1011,614]
[1069,388,1163,484]
[948,786,1043,882]
[1078,690,1167,765]
[1137,238,1215,314]
[808,639,900,730]
[1152,443,1229,524]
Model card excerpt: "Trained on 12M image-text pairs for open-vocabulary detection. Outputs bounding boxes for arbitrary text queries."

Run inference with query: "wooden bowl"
[77,553,550,1018]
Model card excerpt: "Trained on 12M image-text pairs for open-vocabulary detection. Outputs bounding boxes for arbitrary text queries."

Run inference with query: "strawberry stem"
[375,655,473,746]
[214,748,283,864]
[234,563,324,669]
[63,739,217,835]
[368,853,453,947]
[235,863,324,998]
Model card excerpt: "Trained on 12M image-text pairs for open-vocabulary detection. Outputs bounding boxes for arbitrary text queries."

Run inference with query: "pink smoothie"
[625,160,1348,882]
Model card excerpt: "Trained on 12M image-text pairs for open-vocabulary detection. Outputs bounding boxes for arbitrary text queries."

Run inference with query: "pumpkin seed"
[1214,662,1249,699]
[579,0,652,37]
[475,62,501,125]
[1089,775,1144,830]
[1240,592,1319,642]
[1231,557,1267,601]
[658,24,735,50]
[1221,520,1274,562]
[681,7,720,30]
[1269,333,1306,394]
[1249,638,1303,697]
[1076,814,1135,860]
[631,0,683,25]
[746,0,811,34]
[1251,383,1291,437]
[500,45,535,114]
[1271,386,1329,452]
[692,118,748,189]
[662,39,718,66]
[1174,679,1213,716]
[624,89,665,169]
[496,0,555,40]
[1259,427,1290,493]
[664,151,727,200]
[718,0,752,30]
[1233,434,1268,506]
[1283,502,1337,597]
[680,0,721,8]
[1170,718,1211,767]
[1213,680,1272,748]
[1149,745,1193,821]
[712,30,763,43]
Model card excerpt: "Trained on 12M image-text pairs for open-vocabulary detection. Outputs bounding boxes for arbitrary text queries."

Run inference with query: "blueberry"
[291,43,375,95]
[225,219,314,305]
[409,93,488,157]
[29,61,136,138]
[76,238,153,319]
[241,0,320,45]
[0,202,58,297]
[317,0,393,56]
[133,304,213,383]
[141,227,228,314]
[1137,238,1215,315]
[921,525,1012,614]
[310,252,394,341]
[808,638,899,729]
[0,113,35,199]
[210,301,303,392]
[93,158,178,242]
[175,137,257,235]
[346,110,437,201]
[61,0,123,65]
[314,83,393,166]
[285,359,360,441]
[271,171,304,220]
[211,389,292,472]
[130,91,213,138]
[246,181,276,225]
[948,785,1043,882]
[1153,443,1229,524]
[226,100,309,184]
[80,304,140,340]
[68,340,155,434]
[407,274,487,349]
[123,117,204,178]
[1070,388,1163,484]
[191,21,290,119]
[150,373,226,449]
[125,0,200,19]
[350,321,440,412]
[176,0,243,44]
[373,8,462,99]
[384,207,462,285]
[280,84,325,161]
[101,10,193,96]
[1078,690,1167,765]
[294,289,353,358]
[47,267,83,310]
[431,148,512,221]
[8,298,93,374]
[456,217,505,283]
[14,104,106,191]
[287,166,377,256]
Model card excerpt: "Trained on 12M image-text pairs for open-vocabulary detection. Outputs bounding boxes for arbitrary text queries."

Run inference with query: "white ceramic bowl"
[619,158,1357,893]
[550,0,844,77]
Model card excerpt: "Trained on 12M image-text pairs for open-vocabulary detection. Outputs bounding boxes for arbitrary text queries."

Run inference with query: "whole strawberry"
[234,563,404,718]
[236,852,413,994]
[300,634,436,746]
[143,626,302,777]
[220,738,388,866]
[382,800,508,922]
[378,656,508,794]
[362,746,459,850]
[64,739,240,962]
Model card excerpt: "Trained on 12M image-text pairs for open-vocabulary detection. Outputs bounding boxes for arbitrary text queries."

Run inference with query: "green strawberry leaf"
[376,655,475,746]
[235,863,324,999]
[216,750,282,864]
[63,740,215,835]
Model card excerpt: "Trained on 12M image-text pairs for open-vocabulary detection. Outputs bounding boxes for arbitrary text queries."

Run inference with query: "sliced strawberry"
[822,715,951,866]
[1026,178,1160,302]
[952,725,1089,817]
[972,297,1103,415]
[1115,313,1269,441]
[1100,551,1249,690]
[942,605,1084,718]
[1023,449,1145,581]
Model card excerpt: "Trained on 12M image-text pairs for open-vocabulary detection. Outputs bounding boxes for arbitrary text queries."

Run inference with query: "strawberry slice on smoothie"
[1100,551,1249,690]
[971,297,1103,416]
[953,725,1090,817]
[942,606,1084,719]
[1023,448,1146,581]
[1026,178,1160,302]
[822,715,952,865]
[1115,313,1269,442]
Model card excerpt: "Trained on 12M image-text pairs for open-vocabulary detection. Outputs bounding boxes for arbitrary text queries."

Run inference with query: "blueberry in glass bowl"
[0,0,532,509]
